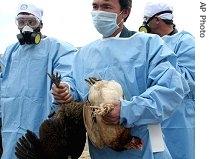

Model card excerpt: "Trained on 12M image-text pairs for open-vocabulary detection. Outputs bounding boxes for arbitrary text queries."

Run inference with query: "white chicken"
[83,77,143,151]
[87,77,123,116]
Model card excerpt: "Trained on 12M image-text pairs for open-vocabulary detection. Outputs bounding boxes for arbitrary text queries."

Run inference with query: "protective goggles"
[15,15,40,29]
[139,10,172,33]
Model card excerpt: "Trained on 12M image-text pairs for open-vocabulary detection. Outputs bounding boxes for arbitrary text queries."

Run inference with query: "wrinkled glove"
[15,130,47,159]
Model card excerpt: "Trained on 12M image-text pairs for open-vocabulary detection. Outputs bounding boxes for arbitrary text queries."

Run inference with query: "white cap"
[144,2,173,20]
[17,2,43,20]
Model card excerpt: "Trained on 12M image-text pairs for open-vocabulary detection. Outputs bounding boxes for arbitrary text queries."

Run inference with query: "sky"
[0,0,198,51]
[0,0,210,158]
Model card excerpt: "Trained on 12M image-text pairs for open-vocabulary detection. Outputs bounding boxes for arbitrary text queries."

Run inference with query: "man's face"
[16,13,41,30]
[92,0,124,26]
[92,0,121,13]
[146,17,159,34]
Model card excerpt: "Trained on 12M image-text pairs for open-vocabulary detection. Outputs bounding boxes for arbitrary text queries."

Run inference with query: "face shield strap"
[146,10,173,24]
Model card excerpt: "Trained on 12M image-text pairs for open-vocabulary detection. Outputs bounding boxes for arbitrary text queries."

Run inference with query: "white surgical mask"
[91,11,123,38]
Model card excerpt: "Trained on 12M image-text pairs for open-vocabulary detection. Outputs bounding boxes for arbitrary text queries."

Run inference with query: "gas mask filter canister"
[17,25,41,45]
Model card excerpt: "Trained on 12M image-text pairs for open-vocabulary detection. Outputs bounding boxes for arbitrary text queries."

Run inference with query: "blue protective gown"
[0,37,77,159]
[162,31,195,159]
[70,33,190,159]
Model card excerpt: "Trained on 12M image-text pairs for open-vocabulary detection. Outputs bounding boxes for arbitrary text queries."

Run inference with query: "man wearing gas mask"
[139,2,195,159]
[0,2,76,158]
[16,10,43,45]
[139,2,177,36]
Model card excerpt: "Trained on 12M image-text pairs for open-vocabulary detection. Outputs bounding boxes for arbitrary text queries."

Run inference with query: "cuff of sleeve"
[120,100,135,128]
[60,81,81,101]
[48,102,59,118]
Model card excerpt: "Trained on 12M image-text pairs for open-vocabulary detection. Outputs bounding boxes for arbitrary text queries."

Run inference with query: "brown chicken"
[84,77,143,151]
[15,73,87,159]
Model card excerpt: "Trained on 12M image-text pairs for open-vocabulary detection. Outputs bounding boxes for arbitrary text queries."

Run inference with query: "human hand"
[52,82,72,104]
[102,101,121,125]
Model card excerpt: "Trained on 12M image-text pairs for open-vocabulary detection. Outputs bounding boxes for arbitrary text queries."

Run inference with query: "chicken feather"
[84,77,143,151]
[15,73,87,159]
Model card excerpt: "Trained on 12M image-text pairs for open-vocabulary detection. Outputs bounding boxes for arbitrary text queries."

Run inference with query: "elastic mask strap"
[118,10,124,17]
[117,18,124,27]
[117,11,124,26]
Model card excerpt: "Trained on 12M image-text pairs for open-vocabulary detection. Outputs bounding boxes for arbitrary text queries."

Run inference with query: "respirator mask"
[139,10,173,33]
[16,15,42,45]
[138,19,151,33]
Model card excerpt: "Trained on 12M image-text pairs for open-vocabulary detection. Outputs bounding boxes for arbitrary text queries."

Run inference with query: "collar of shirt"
[101,31,122,39]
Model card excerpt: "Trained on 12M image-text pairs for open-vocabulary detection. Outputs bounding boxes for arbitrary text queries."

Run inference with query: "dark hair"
[119,0,132,10]
[119,0,132,21]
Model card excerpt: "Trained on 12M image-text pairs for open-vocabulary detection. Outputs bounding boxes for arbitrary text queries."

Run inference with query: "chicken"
[15,73,87,159]
[87,77,123,116]
[83,77,143,151]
